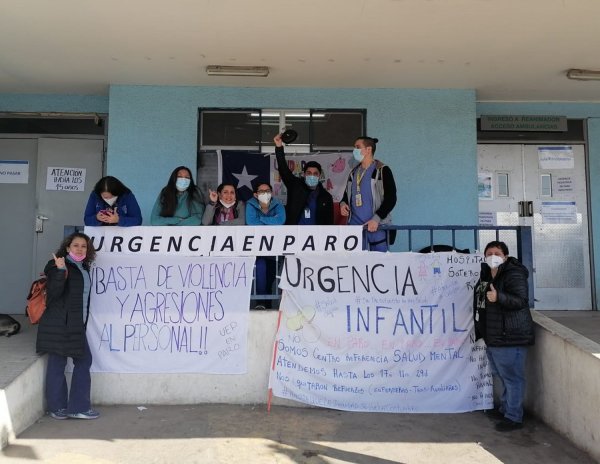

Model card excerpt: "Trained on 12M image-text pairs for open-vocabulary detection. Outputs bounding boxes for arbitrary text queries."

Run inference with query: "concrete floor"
[2,404,597,464]
[2,311,599,463]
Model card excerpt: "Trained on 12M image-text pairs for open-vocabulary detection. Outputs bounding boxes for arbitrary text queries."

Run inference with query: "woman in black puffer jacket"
[36,232,100,420]
[473,240,534,432]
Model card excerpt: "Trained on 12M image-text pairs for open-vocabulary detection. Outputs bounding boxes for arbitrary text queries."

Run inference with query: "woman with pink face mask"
[473,240,534,432]
[36,232,101,420]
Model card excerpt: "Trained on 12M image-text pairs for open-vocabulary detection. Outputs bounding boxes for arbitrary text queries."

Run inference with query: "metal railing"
[251,225,534,309]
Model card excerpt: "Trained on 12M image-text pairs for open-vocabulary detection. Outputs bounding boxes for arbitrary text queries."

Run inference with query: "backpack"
[25,275,47,324]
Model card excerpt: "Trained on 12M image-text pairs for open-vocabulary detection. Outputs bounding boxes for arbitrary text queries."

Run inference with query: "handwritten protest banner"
[87,253,255,373]
[269,252,493,413]
[86,225,363,256]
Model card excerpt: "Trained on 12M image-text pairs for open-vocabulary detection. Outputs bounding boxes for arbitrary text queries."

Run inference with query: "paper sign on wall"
[0,160,29,183]
[46,166,86,191]
[538,146,574,170]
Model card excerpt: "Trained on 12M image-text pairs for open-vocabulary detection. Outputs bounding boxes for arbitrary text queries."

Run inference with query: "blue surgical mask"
[175,177,191,192]
[305,175,319,188]
[353,148,364,162]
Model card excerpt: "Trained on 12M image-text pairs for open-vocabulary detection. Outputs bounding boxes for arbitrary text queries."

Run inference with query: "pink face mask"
[68,252,86,262]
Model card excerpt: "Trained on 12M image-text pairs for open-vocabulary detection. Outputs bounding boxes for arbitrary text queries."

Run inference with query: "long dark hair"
[159,166,203,217]
[56,232,96,270]
[211,183,239,223]
[93,176,132,197]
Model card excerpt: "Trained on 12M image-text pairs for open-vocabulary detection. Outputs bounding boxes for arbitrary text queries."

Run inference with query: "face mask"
[353,148,364,162]
[485,255,504,269]
[220,200,236,209]
[175,177,191,192]
[104,196,117,206]
[257,192,272,204]
[305,175,319,188]
[68,252,85,263]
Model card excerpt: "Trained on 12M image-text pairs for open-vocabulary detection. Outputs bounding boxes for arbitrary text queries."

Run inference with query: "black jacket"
[36,259,89,358]
[473,257,535,347]
[275,146,334,225]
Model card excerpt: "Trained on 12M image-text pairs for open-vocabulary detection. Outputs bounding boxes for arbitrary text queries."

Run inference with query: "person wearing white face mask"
[273,133,334,225]
[151,166,205,226]
[473,240,534,432]
[340,136,397,251]
[84,176,142,226]
[246,182,286,309]
[202,183,245,225]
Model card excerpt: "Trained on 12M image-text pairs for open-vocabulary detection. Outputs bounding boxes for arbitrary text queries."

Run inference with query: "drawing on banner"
[273,152,353,203]
[87,254,255,374]
[269,252,493,414]
[283,301,321,343]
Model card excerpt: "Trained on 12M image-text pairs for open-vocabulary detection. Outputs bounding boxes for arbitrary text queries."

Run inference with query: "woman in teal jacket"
[151,166,205,225]
[245,182,285,309]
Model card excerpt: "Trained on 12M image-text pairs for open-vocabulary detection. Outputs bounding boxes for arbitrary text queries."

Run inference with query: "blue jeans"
[45,336,93,414]
[486,346,528,423]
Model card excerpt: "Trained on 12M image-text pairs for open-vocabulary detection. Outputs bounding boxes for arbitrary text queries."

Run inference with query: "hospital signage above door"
[481,115,567,132]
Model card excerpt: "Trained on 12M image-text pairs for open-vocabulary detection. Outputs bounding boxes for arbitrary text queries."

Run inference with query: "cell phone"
[99,209,113,215]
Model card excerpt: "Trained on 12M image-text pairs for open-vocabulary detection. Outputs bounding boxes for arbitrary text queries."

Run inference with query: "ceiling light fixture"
[206,65,269,77]
[566,69,600,81]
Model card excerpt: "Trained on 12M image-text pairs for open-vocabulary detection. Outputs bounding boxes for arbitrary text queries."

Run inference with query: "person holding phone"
[84,176,142,226]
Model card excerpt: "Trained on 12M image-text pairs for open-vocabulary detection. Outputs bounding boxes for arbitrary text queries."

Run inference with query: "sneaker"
[49,409,68,420]
[495,418,523,432]
[67,409,100,420]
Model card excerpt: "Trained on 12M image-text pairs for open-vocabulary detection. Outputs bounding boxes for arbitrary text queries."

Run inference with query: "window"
[199,108,365,151]
[540,174,552,197]
[497,173,509,197]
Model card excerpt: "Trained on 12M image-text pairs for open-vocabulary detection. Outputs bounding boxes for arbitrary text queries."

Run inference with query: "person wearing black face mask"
[274,133,333,226]
[473,240,534,432]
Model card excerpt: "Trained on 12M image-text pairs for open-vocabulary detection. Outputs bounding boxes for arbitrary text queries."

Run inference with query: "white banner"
[269,252,493,413]
[85,225,363,256]
[88,254,255,373]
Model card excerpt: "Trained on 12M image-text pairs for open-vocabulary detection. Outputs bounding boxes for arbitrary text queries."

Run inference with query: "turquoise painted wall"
[107,85,478,229]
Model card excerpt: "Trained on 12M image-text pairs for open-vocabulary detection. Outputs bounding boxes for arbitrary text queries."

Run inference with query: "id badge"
[304,207,311,219]
[355,193,362,207]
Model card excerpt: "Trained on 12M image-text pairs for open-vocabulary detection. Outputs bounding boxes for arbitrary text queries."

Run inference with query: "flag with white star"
[220,150,272,201]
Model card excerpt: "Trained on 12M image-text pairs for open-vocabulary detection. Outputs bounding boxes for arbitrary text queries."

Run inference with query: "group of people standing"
[36,132,534,436]
[81,134,398,254]
[38,133,398,420]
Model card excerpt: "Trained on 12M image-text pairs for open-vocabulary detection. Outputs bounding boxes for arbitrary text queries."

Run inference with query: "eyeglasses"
[257,189,271,194]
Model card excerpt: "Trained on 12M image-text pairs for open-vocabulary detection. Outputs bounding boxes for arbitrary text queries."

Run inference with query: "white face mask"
[220,199,236,209]
[104,196,118,206]
[257,192,272,204]
[485,255,504,269]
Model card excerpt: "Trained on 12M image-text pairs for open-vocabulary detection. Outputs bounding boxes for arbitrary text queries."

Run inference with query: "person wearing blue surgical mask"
[84,176,142,226]
[151,166,205,225]
[473,240,534,432]
[340,136,397,251]
[273,133,334,225]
